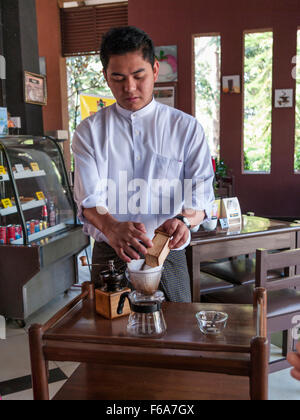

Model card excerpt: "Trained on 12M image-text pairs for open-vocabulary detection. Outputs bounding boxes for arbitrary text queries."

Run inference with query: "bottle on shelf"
[49,201,56,227]
[42,205,48,228]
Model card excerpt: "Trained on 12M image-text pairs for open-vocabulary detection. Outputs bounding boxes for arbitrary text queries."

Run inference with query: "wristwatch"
[174,215,191,229]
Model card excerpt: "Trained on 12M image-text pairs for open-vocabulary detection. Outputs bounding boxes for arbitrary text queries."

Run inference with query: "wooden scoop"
[144,230,171,268]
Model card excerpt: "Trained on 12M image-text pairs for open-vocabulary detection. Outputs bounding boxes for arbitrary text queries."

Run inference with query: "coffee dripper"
[117,259,167,338]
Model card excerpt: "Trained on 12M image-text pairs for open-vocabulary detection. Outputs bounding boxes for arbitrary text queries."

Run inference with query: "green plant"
[215,158,228,179]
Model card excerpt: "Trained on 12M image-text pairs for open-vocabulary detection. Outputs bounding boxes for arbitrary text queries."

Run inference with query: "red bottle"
[42,205,49,228]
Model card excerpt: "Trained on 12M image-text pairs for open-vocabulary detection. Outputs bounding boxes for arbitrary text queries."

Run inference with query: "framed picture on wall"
[222,75,240,94]
[24,71,47,106]
[155,46,178,82]
[274,89,293,108]
[154,82,177,108]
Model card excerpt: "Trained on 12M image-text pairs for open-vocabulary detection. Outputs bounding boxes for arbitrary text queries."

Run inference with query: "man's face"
[104,50,159,112]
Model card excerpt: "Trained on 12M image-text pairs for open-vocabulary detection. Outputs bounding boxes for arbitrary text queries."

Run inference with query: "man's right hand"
[105,221,153,263]
[83,207,153,263]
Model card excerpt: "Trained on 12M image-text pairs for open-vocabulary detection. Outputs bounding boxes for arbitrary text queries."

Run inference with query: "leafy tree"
[244,32,273,172]
[66,55,111,140]
[194,36,221,157]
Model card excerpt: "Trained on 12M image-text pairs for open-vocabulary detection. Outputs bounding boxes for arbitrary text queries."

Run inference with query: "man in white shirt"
[72,26,214,302]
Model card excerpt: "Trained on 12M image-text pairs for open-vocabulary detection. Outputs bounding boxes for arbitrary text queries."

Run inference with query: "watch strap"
[174,215,191,229]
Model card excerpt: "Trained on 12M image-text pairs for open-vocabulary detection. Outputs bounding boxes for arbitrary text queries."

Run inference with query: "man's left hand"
[158,218,190,250]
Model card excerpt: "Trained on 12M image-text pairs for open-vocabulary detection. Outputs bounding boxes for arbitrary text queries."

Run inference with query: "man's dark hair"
[100,26,155,72]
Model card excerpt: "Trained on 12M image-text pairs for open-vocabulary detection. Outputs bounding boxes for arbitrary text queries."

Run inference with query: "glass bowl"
[196,311,228,335]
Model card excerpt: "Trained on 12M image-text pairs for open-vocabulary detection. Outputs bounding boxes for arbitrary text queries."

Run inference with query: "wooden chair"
[201,254,284,288]
[215,175,235,199]
[202,248,300,372]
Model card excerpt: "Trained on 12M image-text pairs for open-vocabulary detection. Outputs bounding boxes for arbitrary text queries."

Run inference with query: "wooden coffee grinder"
[80,257,131,320]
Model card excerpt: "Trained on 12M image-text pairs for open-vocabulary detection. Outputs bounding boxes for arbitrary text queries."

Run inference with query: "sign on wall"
[80,94,116,121]
[274,89,293,108]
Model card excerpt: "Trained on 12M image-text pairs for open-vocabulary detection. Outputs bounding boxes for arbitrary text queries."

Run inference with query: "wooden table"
[29,283,268,400]
[187,215,300,302]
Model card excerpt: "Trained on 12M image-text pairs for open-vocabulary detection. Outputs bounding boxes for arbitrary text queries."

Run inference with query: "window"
[243,31,273,173]
[67,55,111,139]
[294,30,300,172]
[60,3,128,57]
[194,35,221,157]
[66,55,112,169]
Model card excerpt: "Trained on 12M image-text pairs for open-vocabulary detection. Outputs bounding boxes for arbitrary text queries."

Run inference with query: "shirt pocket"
[151,153,183,180]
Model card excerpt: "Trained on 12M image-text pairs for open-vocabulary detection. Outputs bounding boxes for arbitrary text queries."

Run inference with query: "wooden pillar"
[2,0,43,135]
[0,5,6,107]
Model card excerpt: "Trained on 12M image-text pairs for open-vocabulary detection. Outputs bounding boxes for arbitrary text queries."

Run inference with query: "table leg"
[186,246,201,303]
[28,324,49,400]
[250,336,269,400]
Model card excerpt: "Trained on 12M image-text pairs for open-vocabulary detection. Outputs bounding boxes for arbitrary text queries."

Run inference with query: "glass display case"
[0,136,76,245]
[0,136,89,325]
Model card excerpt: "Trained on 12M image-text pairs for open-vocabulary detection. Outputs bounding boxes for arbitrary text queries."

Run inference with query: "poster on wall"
[80,94,116,121]
[154,85,176,107]
[24,71,47,105]
[222,75,240,94]
[155,46,178,82]
[0,107,8,135]
[274,89,293,108]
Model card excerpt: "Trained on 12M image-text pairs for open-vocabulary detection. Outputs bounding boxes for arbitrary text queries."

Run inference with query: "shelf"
[12,223,67,245]
[0,199,46,216]
[0,170,46,182]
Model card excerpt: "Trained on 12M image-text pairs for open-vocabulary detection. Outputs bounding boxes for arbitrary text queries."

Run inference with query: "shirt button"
[135,129,140,135]
[136,155,141,161]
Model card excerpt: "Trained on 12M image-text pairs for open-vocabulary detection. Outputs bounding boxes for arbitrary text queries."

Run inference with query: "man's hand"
[105,221,153,263]
[158,218,190,250]
[287,342,300,381]
[82,208,153,263]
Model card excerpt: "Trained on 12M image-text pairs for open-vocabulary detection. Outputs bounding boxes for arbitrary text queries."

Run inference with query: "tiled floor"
[0,249,299,400]
[0,290,82,400]
[0,249,91,401]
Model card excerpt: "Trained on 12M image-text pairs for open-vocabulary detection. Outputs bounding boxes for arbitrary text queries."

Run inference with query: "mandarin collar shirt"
[72,98,215,245]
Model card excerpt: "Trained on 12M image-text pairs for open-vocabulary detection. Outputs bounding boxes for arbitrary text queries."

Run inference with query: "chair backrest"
[255,248,300,291]
[216,175,235,198]
[253,287,267,337]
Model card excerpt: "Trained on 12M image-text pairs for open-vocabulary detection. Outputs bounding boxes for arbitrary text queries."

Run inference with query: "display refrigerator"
[0,135,89,326]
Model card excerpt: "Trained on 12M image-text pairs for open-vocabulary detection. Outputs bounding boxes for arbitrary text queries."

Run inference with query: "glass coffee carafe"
[117,260,167,338]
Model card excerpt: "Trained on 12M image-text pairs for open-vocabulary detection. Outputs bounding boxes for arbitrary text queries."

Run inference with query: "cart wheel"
[64,289,69,295]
